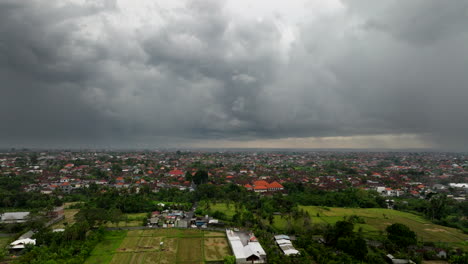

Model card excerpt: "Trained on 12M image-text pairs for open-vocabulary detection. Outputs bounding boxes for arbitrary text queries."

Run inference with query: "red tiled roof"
[169,169,184,175]
[267,181,283,188]
[254,185,267,190]
[244,184,253,188]
[253,180,269,186]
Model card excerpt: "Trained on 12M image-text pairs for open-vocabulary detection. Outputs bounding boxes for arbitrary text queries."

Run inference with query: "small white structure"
[208,219,219,224]
[449,183,468,189]
[0,212,30,223]
[386,254,416,264]
[274,234,300,256]
[10,238,36,249]
[376,187,401,197]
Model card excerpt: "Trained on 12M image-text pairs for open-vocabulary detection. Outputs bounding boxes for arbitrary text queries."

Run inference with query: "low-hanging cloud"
[1,0,468,150]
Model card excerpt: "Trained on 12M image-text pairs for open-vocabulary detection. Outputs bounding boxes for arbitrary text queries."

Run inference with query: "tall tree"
[386,223,417,249]
[193,170,208,185]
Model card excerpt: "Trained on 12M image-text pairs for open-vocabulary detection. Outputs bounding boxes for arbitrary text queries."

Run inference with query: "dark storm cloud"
[1,0,468,149]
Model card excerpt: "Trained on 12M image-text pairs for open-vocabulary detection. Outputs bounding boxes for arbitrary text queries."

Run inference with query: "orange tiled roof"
[253,180,269,186]
[267,181,283,188]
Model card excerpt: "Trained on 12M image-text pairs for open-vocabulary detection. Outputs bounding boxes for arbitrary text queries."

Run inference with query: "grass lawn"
[272,206,468,249]
[208,203,237,219]
[199,201,244,221]
[84,229,229,264]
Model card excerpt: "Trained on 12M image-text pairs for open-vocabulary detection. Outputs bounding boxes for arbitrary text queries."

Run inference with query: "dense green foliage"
[386,223,417,249]
[394,194,468,233]
[193,170,209,185]
[284,183,387,208]
[15,225,105,264]
[0,174,61,209]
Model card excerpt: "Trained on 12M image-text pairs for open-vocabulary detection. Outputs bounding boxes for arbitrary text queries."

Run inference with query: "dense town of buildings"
[0,150,466,201]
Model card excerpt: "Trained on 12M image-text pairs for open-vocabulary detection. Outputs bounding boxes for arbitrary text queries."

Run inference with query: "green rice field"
[84,229,231,264]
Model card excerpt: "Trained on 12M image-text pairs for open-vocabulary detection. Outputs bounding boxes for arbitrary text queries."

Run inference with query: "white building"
[226,229,267,264]
[274,235,300,256]
[0,212,30,223]
[10,238,36,250]
[449,183,468,189]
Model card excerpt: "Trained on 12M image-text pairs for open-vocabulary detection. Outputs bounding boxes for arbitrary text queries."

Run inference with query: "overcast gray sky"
[1,0,468,150]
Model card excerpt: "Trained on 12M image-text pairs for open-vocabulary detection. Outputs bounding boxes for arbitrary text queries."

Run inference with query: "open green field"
[272,206,468,249]
[85,229,231,264]
[198,201,245,221]
[105,213,147,228]
[51,209,79,229]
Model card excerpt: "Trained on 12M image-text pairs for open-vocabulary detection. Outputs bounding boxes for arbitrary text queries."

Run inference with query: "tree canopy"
[386,223,417,248]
